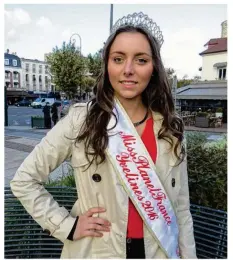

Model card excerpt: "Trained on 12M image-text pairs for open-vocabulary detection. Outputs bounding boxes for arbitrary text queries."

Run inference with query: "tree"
[193,75,201,82]
[46,42,86,99]
[82,76,96,99]
[165,67,175,79]
[82,77,96,92]
[87,50,102,79]
[177,78,192,88]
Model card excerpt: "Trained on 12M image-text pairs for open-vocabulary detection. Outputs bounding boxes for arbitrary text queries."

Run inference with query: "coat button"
[127,238,132,244]
[44,229,50,235]
[172,178,175,187]
[92,173,101,182]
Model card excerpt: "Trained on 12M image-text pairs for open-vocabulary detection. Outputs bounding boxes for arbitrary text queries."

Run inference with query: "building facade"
[4,50,23,90]
[21,58,52,92]
[176,20,227,123]
[199,20,227,81]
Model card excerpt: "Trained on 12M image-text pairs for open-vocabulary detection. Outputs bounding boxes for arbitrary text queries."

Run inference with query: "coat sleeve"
[10,106,81,243]
[176,156,197,259]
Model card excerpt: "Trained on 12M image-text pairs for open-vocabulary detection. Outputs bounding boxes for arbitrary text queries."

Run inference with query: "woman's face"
[108,32,154,101]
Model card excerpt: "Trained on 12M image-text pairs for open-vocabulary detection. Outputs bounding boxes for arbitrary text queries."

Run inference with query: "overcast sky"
[4,4,227,79]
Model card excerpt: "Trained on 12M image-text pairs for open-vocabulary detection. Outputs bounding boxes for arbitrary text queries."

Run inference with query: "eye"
[137,58,148,64]
[113,57,124,64]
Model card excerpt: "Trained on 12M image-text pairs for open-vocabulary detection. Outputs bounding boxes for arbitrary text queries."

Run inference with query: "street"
[7,106,43,126]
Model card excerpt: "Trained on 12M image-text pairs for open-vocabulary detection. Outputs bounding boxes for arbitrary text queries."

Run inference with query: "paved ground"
[7,106,44,126]
[4,130,71,187]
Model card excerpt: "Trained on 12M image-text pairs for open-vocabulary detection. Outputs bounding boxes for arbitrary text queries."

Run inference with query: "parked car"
[14,100,32,107]
[53,100,62,107]
[31,98,55,108]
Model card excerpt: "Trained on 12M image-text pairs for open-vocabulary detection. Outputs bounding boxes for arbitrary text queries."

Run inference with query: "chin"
[116,90,142,100]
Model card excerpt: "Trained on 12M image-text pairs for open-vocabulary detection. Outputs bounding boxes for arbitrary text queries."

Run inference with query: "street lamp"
[5,85,8,126]
[70,33,82,55]
[70,33,82,99]
[110,4,113,33]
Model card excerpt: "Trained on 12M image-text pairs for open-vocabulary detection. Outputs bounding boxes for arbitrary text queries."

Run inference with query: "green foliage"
[186,132,227,211]
[197,112,209,117]
[87,51,102,78]
[82,76,96,93]
[177,79,192,88]
[46,164,76,187]
[216,107,223,112]
[46,42,86,99]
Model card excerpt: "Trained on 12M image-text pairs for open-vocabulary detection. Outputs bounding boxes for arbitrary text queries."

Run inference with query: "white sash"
[106,99,180,259]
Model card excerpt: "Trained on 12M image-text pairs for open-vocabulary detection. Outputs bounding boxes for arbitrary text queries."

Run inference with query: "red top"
[127,117,157,238]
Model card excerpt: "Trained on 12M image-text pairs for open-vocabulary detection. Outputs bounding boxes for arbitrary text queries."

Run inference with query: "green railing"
[5,187,227,258]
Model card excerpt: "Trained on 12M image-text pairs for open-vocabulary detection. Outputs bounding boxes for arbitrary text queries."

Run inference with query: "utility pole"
[70,33,82,99]
[5,86,8,126]
[110,4,113,33]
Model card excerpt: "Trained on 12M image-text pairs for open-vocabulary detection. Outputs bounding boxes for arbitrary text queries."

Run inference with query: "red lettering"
[148,212,159,220]
[146,183,155,189]
[137,196,144,201]
[123,167,130,173]
[134,190,142,196]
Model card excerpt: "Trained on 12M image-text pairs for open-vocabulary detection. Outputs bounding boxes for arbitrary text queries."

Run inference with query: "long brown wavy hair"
[76,25,185,166]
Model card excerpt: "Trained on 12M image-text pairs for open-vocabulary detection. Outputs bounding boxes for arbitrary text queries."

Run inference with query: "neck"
[115,95,147,122]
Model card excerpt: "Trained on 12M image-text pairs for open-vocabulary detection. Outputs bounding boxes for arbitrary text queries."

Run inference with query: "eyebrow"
[110,51,152,57]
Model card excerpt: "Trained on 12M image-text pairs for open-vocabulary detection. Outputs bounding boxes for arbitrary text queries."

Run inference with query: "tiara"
[111,12,164,48]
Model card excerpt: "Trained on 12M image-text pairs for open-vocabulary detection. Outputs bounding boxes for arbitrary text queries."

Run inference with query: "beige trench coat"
[10,104,197,259]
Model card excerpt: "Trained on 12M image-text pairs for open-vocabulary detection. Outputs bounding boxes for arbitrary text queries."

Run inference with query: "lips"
[119,80,138,84]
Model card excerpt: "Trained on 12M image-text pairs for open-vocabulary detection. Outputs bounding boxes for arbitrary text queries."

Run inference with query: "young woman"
[11,12,196,259]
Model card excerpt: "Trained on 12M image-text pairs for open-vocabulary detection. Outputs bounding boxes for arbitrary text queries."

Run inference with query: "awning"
[213,62,227,68]
[6,90,37,98]
[176,82,227,100]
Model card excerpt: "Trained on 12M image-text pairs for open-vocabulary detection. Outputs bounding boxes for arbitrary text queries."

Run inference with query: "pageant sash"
[106,99,180,259]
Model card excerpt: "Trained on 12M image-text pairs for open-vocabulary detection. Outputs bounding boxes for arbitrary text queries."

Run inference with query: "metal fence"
[5,187,227,259]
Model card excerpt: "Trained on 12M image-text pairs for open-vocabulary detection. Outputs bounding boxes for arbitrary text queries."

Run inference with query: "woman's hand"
[73,207,111,240]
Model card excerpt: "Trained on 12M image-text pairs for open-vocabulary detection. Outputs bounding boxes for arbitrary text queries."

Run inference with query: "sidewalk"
[5,125,49,134]
[185,123,227,133]
[4,134,71,187]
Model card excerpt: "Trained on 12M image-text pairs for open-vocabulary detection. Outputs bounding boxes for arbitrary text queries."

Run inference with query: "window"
[33,64,36,73]
[26,63,29,72]
[218,67,227,80]
[26,74,29,82]
[13,60,18,66]
[13,73,18,80]
[5,72,10,79]
[45,65,49,74]
[5,59,9,65]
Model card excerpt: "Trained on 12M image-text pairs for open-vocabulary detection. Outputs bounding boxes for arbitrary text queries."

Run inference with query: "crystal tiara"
[110,12,164,48]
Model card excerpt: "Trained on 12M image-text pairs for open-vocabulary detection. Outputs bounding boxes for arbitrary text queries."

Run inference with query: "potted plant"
[31,116,44,128]
[215,107,223,118]
[195,112,209,128]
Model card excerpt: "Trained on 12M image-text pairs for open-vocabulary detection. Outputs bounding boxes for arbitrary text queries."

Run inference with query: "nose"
[123,60,134,77]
